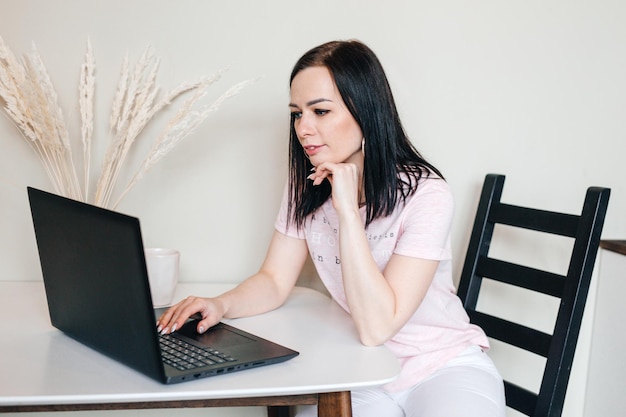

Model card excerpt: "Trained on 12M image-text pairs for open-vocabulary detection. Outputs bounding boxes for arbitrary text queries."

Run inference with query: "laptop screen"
[28,187,166,381]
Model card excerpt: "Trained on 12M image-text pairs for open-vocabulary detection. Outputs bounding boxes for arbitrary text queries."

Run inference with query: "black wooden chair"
[457,174,610,416]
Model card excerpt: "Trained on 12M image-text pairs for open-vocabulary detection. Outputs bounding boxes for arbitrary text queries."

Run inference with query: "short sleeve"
[394,178,454,261]
[274,184,306,239]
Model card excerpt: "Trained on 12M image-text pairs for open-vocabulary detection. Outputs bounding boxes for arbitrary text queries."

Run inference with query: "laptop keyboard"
[159,333,237,371]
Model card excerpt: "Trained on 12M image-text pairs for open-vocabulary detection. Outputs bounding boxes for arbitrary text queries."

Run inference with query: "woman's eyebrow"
[289,98,333,108]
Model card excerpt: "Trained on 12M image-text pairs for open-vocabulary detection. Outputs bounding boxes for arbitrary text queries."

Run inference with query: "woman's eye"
[315,109,329,116]
[291,112,302,120]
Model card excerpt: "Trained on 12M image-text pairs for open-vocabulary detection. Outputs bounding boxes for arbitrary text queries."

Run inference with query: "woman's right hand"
[156,295,226,335]
[156,231,308,336]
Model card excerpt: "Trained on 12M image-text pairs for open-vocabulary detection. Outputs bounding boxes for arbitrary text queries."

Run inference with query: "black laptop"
[27,187,298,384]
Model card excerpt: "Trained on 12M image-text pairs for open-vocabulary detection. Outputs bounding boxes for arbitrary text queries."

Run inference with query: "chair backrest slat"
[491,203,580,237]
[477,257,565,297]
[468,310,552,357]
[457,174,610,417]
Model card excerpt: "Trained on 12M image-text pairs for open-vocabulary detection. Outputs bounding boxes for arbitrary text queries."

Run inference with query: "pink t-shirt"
[275,175,489,391]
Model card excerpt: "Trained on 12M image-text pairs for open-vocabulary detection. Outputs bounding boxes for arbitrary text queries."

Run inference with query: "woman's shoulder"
[419,173,451,192]
[400,169,452,196]
[401,172,453,210]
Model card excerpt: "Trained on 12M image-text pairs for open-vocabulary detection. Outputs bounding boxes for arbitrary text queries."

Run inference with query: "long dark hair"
[287,40,443,229]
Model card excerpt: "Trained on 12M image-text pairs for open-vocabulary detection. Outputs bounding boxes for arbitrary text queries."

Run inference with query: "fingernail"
[171,323,178,333]
[160,327,168,335]
[157,325,163,333]
[199,326,205,334]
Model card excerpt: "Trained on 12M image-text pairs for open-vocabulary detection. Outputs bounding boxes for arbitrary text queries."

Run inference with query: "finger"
[158,297,201,334]
[307,169,332,186]
[197,316,220,334]
[156,299,185,330]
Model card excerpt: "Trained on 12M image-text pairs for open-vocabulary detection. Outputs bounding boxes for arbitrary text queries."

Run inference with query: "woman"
[158,40,505,417]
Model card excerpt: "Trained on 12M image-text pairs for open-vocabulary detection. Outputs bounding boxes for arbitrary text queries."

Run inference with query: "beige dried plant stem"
[79,39,95,200]
[1,38,255,209]
[24,47,82,201]
[111,77,257,209]
[0,37,82,200]
[94,47,159,207]
[93,46,232,208]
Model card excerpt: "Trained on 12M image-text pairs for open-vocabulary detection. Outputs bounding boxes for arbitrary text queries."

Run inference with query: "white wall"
[1,1,624,416]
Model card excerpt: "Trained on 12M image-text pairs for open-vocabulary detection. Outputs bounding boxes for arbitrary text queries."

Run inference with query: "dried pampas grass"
[0,38,82,201]
[0,37,255,209]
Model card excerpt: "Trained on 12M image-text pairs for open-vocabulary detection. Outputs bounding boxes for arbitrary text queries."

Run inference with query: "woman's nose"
[295,114,314,138]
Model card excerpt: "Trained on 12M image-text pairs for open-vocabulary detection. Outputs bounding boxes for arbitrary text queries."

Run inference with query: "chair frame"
[457,174,610,416]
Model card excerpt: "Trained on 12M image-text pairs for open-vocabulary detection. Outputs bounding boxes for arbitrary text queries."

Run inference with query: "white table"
[0,282,400,416]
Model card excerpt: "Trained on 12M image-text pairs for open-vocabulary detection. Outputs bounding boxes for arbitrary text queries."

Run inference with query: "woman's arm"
[310,162,442,346]
[157,230,309,334]
[338,207,438,346]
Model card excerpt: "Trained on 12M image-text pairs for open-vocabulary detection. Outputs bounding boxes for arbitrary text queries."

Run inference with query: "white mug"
[145,248,180,307]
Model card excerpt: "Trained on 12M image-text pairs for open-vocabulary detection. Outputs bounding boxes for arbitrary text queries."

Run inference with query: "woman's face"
[289,66,364,168]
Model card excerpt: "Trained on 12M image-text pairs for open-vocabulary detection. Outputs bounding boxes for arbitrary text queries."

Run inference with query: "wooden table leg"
[318,391,352,417]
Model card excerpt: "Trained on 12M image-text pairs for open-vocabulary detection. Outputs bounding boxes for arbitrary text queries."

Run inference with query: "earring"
[361,137,366,155]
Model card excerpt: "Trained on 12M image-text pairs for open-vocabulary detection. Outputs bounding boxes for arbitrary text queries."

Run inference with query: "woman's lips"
[304,145,324,156]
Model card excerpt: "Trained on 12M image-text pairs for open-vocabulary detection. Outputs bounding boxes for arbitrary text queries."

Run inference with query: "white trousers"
[296,345,506,417]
